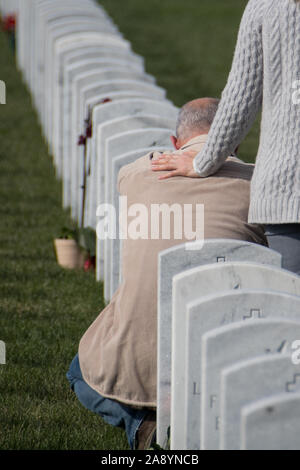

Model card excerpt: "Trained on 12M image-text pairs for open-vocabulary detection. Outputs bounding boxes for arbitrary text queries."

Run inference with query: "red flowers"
[84,256,96,272]
[77,134,86,146]
[2,14,16,33]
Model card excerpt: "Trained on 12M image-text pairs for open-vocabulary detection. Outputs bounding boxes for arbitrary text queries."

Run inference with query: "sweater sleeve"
[193,0,264,177]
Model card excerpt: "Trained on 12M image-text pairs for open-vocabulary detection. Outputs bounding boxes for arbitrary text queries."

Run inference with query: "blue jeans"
[265,224,300,275]
[66,354,148,449]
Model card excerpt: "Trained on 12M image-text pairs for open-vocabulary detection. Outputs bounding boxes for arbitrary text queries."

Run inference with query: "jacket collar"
[180,134,209,152]
[181,134,241,163]
[149,134,240,163]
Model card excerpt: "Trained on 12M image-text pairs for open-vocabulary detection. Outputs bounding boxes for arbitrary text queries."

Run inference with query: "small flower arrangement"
[2,14,16,33]
[1,14,16,51]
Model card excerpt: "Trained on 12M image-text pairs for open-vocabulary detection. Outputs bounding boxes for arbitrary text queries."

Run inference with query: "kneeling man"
[67,98,266,450]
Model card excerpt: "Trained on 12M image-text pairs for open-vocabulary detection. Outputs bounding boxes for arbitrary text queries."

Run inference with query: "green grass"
[0,30,128,450]
[0,0,259,450]
[99,0,260,163]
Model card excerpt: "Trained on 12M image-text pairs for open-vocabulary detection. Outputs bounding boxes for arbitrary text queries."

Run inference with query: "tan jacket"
[78,135,266,408]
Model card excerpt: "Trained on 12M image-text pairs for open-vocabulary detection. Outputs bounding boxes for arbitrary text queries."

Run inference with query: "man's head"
[171,97,220,150]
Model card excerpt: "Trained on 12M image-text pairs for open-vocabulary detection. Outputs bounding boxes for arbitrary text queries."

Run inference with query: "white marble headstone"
[86,98,178,228]
[0,340,5,365]
[240,393,300,450]
[220,354,300,450]
[70,80,167,220]
[55,58,150,170]
[157,240,282,448]
[41,23,120,124]
[202,317,300,449]
[70,72,163,213]
[43,21,122,137]
[41,30,129,132]
[33,2,112,107]
[54,66,153,175]
[171,261,300,450]
[103,128,173,300]
[94,115,175,281]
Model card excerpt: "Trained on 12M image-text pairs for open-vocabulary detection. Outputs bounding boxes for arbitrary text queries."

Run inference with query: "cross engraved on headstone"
[286,374,300,392]
[193,382,201,395]
[243,308,262,321]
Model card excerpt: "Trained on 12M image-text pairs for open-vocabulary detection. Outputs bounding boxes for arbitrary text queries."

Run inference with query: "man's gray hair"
[176,98,220,141]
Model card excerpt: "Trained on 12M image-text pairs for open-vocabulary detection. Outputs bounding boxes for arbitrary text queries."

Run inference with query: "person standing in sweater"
[152,0,300,274]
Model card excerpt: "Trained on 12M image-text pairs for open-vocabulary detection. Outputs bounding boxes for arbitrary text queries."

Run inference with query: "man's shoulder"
[117,149,171,186]
[118,153,153,181]
[117,150,255,191]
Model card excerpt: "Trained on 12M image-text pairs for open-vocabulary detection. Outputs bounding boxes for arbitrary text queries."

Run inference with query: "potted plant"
[54,226,96,270]
[54,226,86,270]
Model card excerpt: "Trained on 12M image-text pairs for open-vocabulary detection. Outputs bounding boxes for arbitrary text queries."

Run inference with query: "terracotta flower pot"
[54,239,86,269]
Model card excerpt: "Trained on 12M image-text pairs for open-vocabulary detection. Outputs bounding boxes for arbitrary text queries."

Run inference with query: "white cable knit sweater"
[193,0,300,223]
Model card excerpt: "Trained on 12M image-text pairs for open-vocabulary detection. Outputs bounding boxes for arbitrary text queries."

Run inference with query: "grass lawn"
[0,28,127,450]
[99,0,260,163]
[0,0,259,450]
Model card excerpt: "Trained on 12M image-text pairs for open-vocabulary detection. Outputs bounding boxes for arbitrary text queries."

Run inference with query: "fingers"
[151,162,178,171]
[150,149,198,180]
[155,153,173,162]
[151,154,182,177]
[152,153,178,165]
[152,157,174,166]
[158,170,182,180]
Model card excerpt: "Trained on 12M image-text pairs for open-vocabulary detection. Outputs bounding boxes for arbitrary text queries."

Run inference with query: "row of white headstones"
[3,0,300,451]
